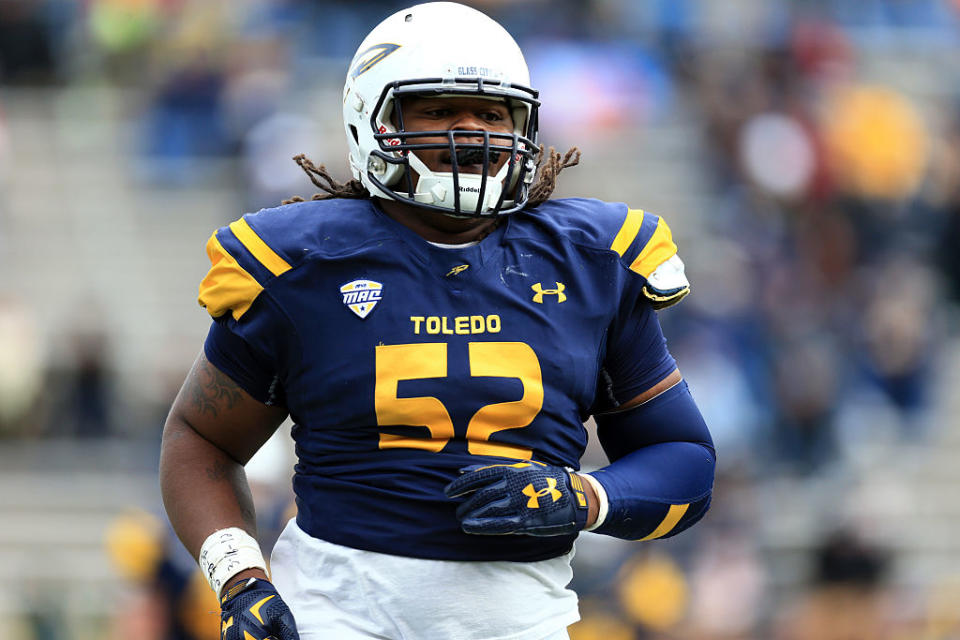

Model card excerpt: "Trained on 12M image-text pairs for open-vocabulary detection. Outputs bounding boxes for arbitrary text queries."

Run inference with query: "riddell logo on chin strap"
[460,185,481,193]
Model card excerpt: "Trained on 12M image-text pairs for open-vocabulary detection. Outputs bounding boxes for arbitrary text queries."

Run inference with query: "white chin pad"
[408,152,509,213]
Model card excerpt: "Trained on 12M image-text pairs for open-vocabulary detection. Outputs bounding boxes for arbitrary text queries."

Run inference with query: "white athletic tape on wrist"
[579,473,609,532]
[198,527,268,596]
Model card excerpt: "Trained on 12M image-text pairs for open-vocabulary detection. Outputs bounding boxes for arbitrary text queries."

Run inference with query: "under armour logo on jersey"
[522,478,562,508]
[531,282,567,304]
[340,279,383,319]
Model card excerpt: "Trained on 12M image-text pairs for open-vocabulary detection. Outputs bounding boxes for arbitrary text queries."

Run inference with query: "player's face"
[397,96,515,176]
[377,95,515,242]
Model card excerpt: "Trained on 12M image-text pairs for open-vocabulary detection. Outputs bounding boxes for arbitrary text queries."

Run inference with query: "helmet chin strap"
[406,152,512,215]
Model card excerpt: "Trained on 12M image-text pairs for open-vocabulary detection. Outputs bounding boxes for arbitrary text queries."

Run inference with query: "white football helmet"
[342,2,539,217]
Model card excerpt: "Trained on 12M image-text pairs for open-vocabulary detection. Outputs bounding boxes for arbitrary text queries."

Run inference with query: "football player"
[159,3,715,639]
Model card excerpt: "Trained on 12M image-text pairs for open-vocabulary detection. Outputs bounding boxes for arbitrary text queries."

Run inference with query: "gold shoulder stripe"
[629,217,678,278]
[198,234,264,321]
[610,209,644,257]
[637,503,689,541]
[229,218,292,277]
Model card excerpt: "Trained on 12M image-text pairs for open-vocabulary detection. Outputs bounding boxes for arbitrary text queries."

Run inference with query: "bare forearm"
[159,415,259,560]
[159,350,288,595]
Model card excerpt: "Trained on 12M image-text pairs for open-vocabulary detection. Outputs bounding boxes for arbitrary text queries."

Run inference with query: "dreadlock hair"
[282,145,580,208]
[281,154,368,205]
[526,145,580,207]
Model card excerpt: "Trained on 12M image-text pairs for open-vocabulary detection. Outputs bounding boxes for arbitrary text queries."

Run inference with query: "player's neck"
[376,198,499,245]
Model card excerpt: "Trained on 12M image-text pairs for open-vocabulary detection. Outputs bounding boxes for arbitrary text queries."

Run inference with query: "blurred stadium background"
[2,0,960,638]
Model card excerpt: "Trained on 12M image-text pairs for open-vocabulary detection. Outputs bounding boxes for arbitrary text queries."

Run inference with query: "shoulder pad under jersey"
[607,206,690,310]
[198,212,294,321]
[197,199,383,320]
[527,199,690,309]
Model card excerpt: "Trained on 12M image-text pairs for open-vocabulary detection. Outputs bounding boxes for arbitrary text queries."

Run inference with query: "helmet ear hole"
[349,125,360,144]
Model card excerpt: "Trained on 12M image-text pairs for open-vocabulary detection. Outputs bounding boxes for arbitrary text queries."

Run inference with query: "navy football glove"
[220,578,299,640]
[444,461,590,536]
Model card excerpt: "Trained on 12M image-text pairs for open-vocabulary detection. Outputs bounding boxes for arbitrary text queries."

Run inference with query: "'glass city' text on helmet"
[342,2,540,217]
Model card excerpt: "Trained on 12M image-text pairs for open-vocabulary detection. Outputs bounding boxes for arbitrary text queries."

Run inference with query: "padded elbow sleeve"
[588,380,715,541]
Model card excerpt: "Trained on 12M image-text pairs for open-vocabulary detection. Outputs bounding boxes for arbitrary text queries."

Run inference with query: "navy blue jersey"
[198,197,688,562]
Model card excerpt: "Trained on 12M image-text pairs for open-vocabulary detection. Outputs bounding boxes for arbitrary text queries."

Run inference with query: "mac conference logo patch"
[340,279,383,319]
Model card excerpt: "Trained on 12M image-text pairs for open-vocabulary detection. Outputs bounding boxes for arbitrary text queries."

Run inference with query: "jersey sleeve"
[593,293,678,412]
[198,216,294,320]
[608,208,690,310]
[592,207,689,412]
[197,215,298,405]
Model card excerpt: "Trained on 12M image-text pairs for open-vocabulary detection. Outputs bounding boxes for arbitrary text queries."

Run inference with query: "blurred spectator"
[568,605,635,640]
[673,240,770,470]
[45,321,116,438]
[105,509,219,640]
[821,84,929,202]
[88,0,163,81]
[934,110,960,303]
[526,40,672,148]
[64,331,114,437]
[858,260,936,415]
[615,550,689,633]
[241,112,320,212]
[0,0,57,84]
[139,53,230,184]
[773,528,893,640]
[220,32,292,142]
[686,531,765,639]
[826,0,960,32]
[0,296,44,437]
[738,112,816,202]
[789,19,854,82]
[922,574,960,639]
[770,336,841,474]
[0,95,10,184]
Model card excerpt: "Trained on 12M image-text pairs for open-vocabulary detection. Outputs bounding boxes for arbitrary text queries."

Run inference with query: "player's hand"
[444,460,590,536]
[220,578,299,640]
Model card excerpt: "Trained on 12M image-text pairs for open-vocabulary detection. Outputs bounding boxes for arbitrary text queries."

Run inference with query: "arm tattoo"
[205,458,230,481]
[189,353,243,417]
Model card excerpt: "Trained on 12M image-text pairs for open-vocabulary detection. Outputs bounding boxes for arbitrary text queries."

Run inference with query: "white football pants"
[270,518,578,640]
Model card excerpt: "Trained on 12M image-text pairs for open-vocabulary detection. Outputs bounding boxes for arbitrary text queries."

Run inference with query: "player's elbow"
[652,441,715,539]
[587,440,715,541]
[658,492,713,540]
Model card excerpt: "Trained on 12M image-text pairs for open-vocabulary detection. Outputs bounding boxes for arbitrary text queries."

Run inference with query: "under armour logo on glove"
[522,477,562,508]
[220,578,300,640]
[444,461,589,536]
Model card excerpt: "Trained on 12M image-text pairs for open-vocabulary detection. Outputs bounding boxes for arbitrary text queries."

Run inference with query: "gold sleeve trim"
[637,503,689,541]
[609,209,644,257]
[643,286,690,310]
[198,234,264,320]
[229,218,292,277]
[629,217,678,278]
